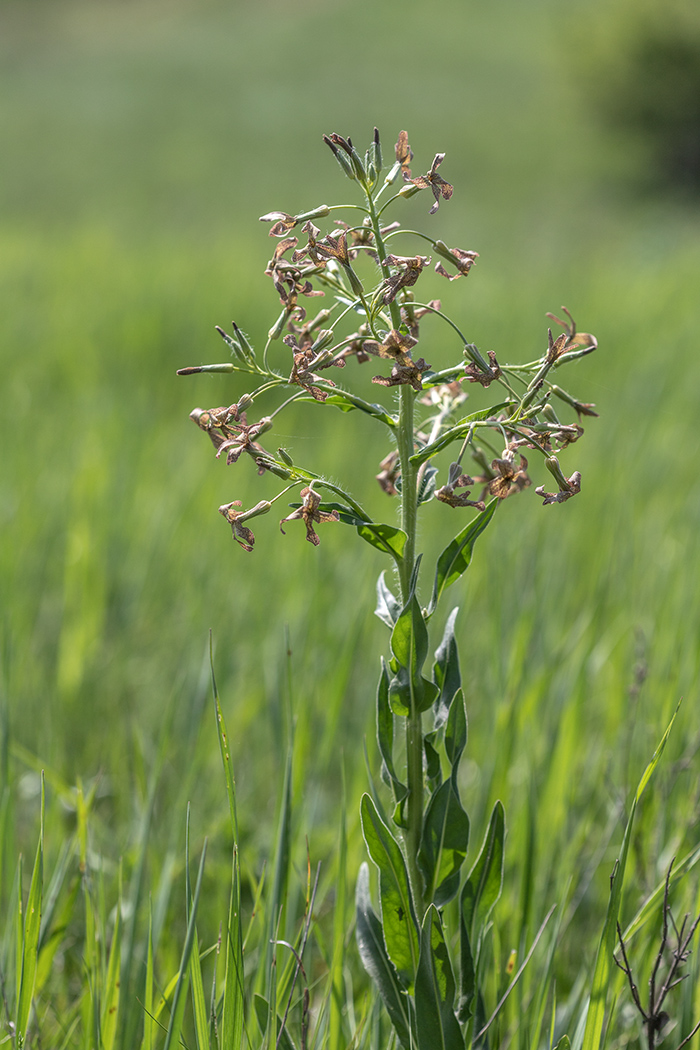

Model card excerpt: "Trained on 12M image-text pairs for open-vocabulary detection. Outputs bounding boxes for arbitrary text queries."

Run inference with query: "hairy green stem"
[367,188,424,912]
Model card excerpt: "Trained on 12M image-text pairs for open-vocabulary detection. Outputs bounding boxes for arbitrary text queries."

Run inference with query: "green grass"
[1,0,700,1046]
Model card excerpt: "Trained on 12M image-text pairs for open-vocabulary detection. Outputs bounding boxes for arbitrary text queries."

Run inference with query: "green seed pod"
[310,329,334,354]
[371,127,382,174]
[177,362,235,375]
[232,323,256,363]
[343,264,365,298]
[296,205,330,222]
[268,308,289,341]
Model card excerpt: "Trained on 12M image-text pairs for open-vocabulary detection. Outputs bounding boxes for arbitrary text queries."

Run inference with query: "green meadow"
[1,0,700,1046]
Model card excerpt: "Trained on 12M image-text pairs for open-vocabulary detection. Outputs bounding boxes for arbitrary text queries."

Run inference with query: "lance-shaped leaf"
[433,608,462,730]
[376,571,401,628]
[390,592,438,715]
[458,801,505,1021]
[462,801,505,940]
[428,500,498,617]
[320,392,397,427]
[357,521,407,561]
[445,688,467,769]
[418,773,470,907]
[415,905,463,1050]
[355,863,414,1050]
[360,794,420,982]
[376,660,408,826]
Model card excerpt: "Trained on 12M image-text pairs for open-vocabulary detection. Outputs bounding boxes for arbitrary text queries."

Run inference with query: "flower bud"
[256,417,274,436]
[268,308,288,341]
[277,448,294,466]
[177,362,234,375]
[240,500,272,520]
[310,329,334,354]
[232,323,256,363]
[544,456,570,489]
[296,205,330,222]
[236,393,254,413]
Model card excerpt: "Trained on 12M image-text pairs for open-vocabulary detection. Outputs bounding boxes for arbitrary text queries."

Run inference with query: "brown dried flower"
[487,452,531,499]
[381,254,430,304]
[279,485,340,545]
[395,131,413,179]
[409,153,453,214]
[435,463,485,510]
[376,451,400,496]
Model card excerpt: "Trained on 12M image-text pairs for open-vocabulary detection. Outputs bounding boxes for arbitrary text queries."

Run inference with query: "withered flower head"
[395,131,413,179]
[376,450,400,496]
[409,153,453,214]
[218,501,256,552]
[435,462,485,510]
[464,351,502,387]
[434,243,479,281]
[372,357,430,393]
[536,457,581,504]
[546,329,570,364]
[214,417,273,473]
[283,333,338,402]
[279,485,340,546]
[362,329,418,361]
[259,211,298,238]
[381,254,430,304]
[488,451,530,499]
[536,471,581,505]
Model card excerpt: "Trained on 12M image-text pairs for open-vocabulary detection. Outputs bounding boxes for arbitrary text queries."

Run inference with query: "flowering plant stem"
[179,126,599,1049]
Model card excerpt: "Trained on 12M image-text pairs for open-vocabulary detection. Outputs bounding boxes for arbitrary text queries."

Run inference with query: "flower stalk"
[177,125,599,1049]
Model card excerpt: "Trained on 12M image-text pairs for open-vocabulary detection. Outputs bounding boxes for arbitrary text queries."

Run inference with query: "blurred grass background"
[1,0,700,1038]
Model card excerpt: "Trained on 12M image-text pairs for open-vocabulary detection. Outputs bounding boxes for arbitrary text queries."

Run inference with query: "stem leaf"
[357,521,407,561]
[429,500,498,617]
[360,793,420,983]
[355,863,414,1050]
[415,905,463,1050]
[376,660,408,825]
[375,571,401,628]
[418,776,470,908]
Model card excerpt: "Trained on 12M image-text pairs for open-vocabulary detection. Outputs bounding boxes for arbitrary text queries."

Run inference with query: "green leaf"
[162,839,207,1050]
[415,905,463,1050]
[390,592,437,716]
[101,895,121,1050]
[355,863,414,1050]
[410,404,511,466]
[445,689,467,769]
[433,608,462,730]
[139,906,154,1050]
[376,661,408,824]
[581,703,680,1050]
[429,500,498,617]
[375,572,401,628]
[462,801,505,942]
[321,392,397,427]
[418,777,470,908]
[360,794,419,983]
[253,994,298,1050]
[357,521,408,561]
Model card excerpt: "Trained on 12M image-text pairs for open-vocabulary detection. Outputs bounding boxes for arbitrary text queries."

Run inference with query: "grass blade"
[581,703,680,1050]
[15,772,44,1048]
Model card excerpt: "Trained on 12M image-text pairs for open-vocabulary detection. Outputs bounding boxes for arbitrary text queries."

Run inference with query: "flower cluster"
[178,128,597,552]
